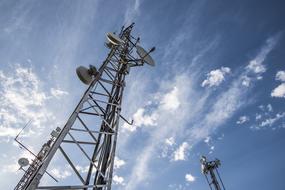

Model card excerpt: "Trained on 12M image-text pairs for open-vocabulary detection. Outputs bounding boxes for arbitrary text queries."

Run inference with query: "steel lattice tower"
[14,23,155,190]
[200,156,226,190]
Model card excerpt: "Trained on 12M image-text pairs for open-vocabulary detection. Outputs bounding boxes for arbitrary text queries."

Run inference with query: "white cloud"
[271,83,285,98]
[50,88,68,98]
[173,142,189,161]
[0,66,55,139]
[260,112,285,127]
[0,162,19,173]
[276,71,285,82]
[114,156,126,169]
[122,108,157,132]
[161,137,176,158]
[185,173,195,183]
[133,108,157,127]
[201,67,231,87]
[75,165,89,173]
[160,86,181,111]
[259,105,265,111]
[217,133,225,140]
[271,71,285,98]
[204,136,211,144]
[255,114,262,120]
[113,175,125,185]
[241,76,251,87]
[267,104,273,112]
[165,137,175,146]
[0,126,20,137]
[246,60,266,74]
[50,167,72,179]
[236,116,249,124]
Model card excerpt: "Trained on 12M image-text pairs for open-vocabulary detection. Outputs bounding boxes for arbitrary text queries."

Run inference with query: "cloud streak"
[124,0,142,25]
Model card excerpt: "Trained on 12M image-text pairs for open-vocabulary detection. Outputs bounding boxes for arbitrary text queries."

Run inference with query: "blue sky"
[0,0,285,189]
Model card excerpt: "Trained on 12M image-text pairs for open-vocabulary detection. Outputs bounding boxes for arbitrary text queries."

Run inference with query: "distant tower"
[200,156,226,190]
[14,23,155,190]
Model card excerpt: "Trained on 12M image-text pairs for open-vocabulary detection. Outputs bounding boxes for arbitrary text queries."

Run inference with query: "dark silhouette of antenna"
[14,23,155,190]
[200,156,226,190]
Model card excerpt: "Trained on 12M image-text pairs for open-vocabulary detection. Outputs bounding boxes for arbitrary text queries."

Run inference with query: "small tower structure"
[200,156,226,190]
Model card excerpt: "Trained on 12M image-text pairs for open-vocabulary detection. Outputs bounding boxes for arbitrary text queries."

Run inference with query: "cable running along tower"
[200,156,226,190]
[14,23,155,190]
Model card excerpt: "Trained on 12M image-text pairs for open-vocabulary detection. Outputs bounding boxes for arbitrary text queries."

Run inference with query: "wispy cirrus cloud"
[122,30,282,190]
[0,65,55,139]
[189,33,281,141]
[125,73,202,190]
[50,88,69,99]
[123,32,281,190]
[242,33,282,86]
[124,0,142,25]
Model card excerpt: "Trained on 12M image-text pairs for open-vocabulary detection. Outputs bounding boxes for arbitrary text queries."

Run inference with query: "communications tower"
[200,156,226,190]
[14,23,155,190]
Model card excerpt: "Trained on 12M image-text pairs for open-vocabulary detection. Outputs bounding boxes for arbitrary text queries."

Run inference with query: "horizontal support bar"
[71,128,116,135]
[62,140,97,145]
[79,111,104,117]
[37,184,105,189]
[90,91,110,97]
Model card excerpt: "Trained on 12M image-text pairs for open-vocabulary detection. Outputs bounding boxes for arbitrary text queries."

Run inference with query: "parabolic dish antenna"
[76,66,92,85]
[106,32,124,46]
[18,157,29,167]
[136,45,155,66]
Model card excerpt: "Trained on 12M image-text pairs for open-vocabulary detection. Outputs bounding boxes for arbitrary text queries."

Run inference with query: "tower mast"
[14,23,155,190]
[200,156,226,190]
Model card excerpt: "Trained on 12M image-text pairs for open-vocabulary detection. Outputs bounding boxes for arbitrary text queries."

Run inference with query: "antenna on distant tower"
[200,156,226,190]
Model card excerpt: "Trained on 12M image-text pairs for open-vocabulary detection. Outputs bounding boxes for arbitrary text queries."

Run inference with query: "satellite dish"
[18,157,29,167]
[106,32,124,46]
[76,66,92,85]
[136,45,155,66]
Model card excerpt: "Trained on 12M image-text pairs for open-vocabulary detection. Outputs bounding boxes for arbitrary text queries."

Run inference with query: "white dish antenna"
[106,32,124,46]
[76,66,93,85]
[18,157,29,167]
[136,45,155,66]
